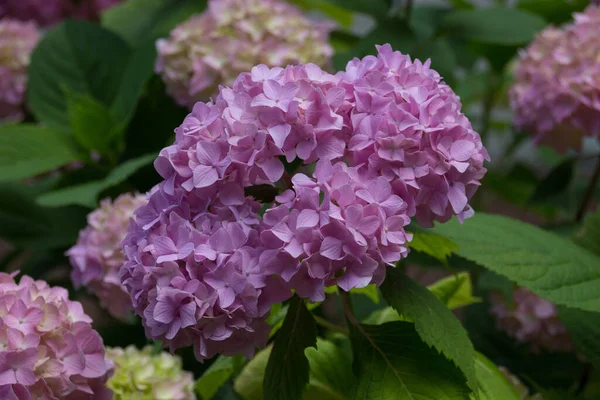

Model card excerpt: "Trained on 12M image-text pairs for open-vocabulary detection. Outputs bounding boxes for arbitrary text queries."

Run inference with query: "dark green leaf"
[36,153,155,208]
[324,0,389,18]
[558,306,600,368]
[102,0,207,47]
[304,338,354,399]
[66,91,119,154]
[0,124,80,182]
[381,268,478,394]
[471,352,520,400]
[518,0,588,25]
[574,207,600,257]
[28,20,130,130]
[263,296,317,400]
[441,8,546,46]
[530,159,574,203]
[349,321,471,399]
[290,0,354,28]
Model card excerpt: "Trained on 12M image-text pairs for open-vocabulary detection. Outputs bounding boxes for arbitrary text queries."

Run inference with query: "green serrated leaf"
[431,213,600,313]
[427,272,481,310]
[574,207,600,257]
[380,268,478,394]
[28,20,130,130]
[409,232,458,266]
[263,296,317,400]
[471,353,521,400]
[0,124,80,182]
[36,153,155,208]
[197,355,246,400]
[558,306,600,369]
[441,8,546,46]
[349,321,472,399]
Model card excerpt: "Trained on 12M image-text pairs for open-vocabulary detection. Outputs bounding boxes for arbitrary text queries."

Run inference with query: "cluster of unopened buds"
[122,43,489,361]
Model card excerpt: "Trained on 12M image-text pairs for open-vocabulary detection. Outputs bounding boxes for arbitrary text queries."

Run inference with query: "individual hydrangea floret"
[67,193,146,321]
[0,0,123,26]
[155,0,333,108]
[122,44,488,361]
[0,272,113,399]
[0,19,39,122]
[106,346,194,400]
[490,287,573,353]
[510,5,600,152]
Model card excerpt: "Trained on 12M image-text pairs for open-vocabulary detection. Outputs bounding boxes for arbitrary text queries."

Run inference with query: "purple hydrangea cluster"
[490,288,573,353]
[0,19,39,122]
[155,0,333,109]
[0,0,123,27]
[510,5,600,153]
[122,44,488,361]
[0,272,113,399]
[67,193,147,321]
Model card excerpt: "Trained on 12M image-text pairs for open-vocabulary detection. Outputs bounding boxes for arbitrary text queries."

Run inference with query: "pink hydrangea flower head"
[510,5,600,153]
[67,193,146,321]
[123,44,487,361]
[155,0,333,108]
[0,19,39,122]
[490,287,573,353]
[0,272,113,399]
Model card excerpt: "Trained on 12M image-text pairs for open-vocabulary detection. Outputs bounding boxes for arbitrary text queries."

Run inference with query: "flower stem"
[313,315,349,336]
[340,291,357,327]
[575,155,600,222]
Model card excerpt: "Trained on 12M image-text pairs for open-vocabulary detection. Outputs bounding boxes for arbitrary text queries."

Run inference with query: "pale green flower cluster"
[106,346,195,400]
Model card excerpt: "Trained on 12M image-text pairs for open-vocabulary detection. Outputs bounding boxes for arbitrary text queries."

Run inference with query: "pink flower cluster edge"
[0,272,112,399]
[121,44,489,361]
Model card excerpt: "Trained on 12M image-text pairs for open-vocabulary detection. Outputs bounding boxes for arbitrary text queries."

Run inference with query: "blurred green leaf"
[409,231,458,266]
[441,8,546,46]
[432,213,600,313]
[349,321,472,399]
[0,124,80,182]
[197,356,246,400]
[350,284,379,304]
[574,207,600,257]
[291,0,354,28]
[558,306,600,369]
[67,92,120,155]
[325,0,389,19]
[471,352,520,400]
[263,297,317,400]
[518,0,588,25]
[530,159,574,203]
[102,0,207,47]
[28,20,130,130]
[428,272,481,310]
[36,153,155,208]
[381,268,478,393]
[234,346,272,400]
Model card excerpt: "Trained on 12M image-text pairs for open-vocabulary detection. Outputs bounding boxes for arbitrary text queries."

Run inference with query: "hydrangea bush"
[1,0,600,399]
[122,43,488,361]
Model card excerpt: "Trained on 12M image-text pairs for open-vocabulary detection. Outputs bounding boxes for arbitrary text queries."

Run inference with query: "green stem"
[314,315,349,336]
[575,155,600,222]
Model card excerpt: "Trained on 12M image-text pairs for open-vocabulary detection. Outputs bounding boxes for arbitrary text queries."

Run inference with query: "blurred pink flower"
[490,287,573,353]
[155,0,333,108]
[510,5,600,153]
[68,193,147,321]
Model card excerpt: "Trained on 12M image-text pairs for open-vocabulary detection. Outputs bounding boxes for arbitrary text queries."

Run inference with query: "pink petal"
[448,183,468,214]
[153,300,175,324]
[257,157,284,183]
[296,209,319,229]
[193,165,219,188]
[268,124,291,148]
[320,237,343,260]
[450,140,475,161]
